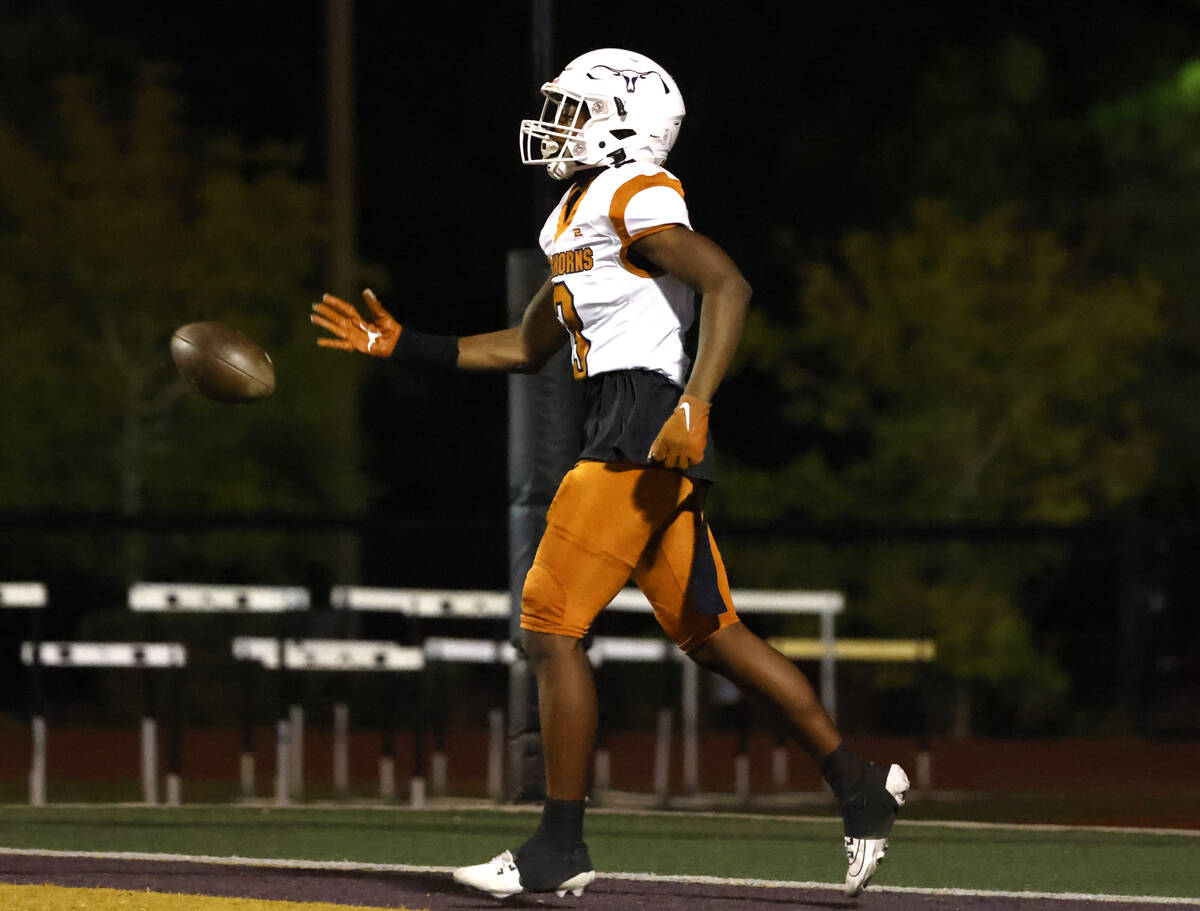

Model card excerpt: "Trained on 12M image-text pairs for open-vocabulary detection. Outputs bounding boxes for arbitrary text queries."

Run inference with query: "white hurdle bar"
[1,582,48,607]
[331,586,509,617]
[20,641,187,806]
[23,641,187,669]
[130,582,310,612]
[5,584,48,806]
[232,637,424,671]
[232,637,424,805]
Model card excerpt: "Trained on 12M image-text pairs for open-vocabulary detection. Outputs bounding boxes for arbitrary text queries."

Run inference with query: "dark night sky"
[15,0,1197,325]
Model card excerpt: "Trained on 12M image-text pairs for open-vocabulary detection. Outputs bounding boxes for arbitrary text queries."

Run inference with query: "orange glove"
[310,289,401,357]
[648,394,711,469]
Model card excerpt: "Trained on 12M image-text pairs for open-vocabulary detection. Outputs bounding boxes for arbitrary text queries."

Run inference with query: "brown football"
[170,322,275,403]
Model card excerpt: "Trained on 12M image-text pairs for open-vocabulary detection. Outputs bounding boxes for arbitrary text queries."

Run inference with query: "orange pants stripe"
[520,460,740,652]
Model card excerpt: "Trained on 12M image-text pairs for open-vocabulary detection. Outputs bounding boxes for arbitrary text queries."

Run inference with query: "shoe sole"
[454,869,596,899]
[555,870,596,897]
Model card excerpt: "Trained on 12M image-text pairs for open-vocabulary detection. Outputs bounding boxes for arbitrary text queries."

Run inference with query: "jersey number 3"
[554,282,590,380]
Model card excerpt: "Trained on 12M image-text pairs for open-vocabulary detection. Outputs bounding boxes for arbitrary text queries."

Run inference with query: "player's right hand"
[310,289,401,357]
[648,394,710,469]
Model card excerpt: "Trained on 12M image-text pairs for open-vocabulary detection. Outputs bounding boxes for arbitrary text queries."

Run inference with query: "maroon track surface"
[3,853,1195,911]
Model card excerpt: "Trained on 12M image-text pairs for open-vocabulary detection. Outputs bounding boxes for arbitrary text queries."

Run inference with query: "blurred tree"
[869,36,1063,219]
[0,67,361,581]
[1084,57,1200,519]
[732,32,1200,734]
[866,37,1200,523]
[722,199,1161,733]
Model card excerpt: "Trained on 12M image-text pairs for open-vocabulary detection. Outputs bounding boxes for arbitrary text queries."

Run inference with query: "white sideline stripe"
[592,806,1200,839]
[609,871,1200,905]
[0,847,456,873]
[898,817,1200,838]
[1,847,1197,906]
[5,801,1199,838]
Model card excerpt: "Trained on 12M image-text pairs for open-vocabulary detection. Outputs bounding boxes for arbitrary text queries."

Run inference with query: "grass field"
[2,804,1198,901]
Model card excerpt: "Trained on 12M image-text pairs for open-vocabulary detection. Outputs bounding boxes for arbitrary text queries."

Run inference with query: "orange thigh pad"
[519,460,739,647]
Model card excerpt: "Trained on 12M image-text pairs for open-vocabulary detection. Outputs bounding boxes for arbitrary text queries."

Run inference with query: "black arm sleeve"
[388,329,459,369]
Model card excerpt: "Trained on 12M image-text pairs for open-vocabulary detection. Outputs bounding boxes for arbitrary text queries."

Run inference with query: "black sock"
[517,804,592,891]
[535,798,586,847]
[820,743,866,805]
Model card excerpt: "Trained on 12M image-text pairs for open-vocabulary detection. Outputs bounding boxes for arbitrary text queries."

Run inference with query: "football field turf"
[1,804,1198,903]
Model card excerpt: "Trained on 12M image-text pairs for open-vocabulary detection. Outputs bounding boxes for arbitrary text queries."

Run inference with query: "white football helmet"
[520,48,685,180]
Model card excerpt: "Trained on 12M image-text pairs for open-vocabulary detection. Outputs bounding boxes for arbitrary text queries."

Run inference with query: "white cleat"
[845,833,889,897]
[453,849,596,899]
[453,850,523,898]
[844,764,909,897]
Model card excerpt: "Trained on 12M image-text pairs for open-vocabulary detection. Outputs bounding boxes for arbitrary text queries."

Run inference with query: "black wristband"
[388,329,459,369]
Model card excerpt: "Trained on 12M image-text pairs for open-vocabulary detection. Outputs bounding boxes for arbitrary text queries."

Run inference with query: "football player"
[311,48,907,899]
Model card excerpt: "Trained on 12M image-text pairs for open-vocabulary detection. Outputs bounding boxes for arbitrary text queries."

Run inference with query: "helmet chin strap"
[539,135,580,180]
[546,159,579,180]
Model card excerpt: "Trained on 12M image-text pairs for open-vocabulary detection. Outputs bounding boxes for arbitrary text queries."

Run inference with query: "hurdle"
[417,633,704,806]
[3,582,48,806]
[417,635,681,804]
[329,586,846,802]
[232,637,425,805]
[19,641,186,806]
[331,587,512,800]
[585,636,687,806]
[129,583,310,800]
[421,637,515,800]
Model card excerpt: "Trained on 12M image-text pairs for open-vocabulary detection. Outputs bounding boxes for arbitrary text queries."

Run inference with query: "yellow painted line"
[0,883,431,911]
[768,637,936,661]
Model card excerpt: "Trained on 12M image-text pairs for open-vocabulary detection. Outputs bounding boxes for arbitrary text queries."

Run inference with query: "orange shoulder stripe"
[608,173,685,278]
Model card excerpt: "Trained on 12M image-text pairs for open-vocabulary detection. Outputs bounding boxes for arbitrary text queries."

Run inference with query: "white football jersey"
[539,162,694,386]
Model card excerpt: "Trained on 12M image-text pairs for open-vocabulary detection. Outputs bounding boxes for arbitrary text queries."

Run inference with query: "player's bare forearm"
[634,226,752,401]
[456,279,567,373]
[684,278,750,401]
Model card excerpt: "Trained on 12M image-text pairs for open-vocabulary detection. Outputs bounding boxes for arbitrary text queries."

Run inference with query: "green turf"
[1,805,1197,900]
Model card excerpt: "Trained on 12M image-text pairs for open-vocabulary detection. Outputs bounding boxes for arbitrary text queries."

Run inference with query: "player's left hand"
[311,289,401,357]
[649,394,710,469]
